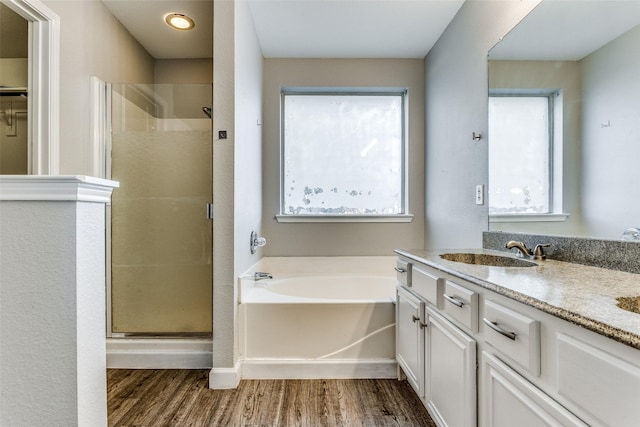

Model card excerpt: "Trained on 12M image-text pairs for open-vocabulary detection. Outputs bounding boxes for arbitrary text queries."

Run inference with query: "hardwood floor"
[107,369,437,426]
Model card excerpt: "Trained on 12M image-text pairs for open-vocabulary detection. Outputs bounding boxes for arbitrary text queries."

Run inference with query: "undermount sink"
[616,296,640,314]
[440,253,538,268]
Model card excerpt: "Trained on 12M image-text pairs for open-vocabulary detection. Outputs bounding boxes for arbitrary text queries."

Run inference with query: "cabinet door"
[425,307,476,427]
[397,285,425,396]
[557,334,640,426]
[481,352,588,427]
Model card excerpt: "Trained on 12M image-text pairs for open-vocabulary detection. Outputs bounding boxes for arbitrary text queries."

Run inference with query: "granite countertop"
[395,248,640,350]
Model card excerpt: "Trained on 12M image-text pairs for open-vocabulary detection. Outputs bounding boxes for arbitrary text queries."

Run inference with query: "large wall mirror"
[0,0,59,175]
[488,0,640,241]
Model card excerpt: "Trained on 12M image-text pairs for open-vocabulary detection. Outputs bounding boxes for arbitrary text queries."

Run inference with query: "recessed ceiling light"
[165,13,195,30]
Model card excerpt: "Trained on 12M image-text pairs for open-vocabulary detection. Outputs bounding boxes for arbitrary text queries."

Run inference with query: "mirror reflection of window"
[0,4,29,175]
[488,94,556,215]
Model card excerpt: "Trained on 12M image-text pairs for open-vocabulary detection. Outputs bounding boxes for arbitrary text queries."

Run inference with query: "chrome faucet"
[621,227,640,241]
[505,241,550,260]
[253,271,273,281]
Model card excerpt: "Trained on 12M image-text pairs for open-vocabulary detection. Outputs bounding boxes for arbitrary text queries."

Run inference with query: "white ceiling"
[247,0,465,58]
[489,0,640,61]
[100,0,465,60]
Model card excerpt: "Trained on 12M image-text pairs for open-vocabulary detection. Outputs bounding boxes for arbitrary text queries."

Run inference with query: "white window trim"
[278,87,410,223]
[488,89,565,222]
[489,213,569,223]
[275,214,414,223]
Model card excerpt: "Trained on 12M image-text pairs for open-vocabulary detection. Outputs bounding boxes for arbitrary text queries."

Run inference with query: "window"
[278,89,409,222]
[488,92,565,221]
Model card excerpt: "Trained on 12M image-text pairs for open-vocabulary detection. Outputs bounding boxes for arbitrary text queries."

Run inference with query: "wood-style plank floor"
[107,369,437,427]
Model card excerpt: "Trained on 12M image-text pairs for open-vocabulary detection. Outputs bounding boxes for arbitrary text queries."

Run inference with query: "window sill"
[489,213,570,223]
[275,214,414,223]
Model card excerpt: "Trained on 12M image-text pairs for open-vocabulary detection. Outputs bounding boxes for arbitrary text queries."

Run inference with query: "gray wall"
[154,59,213,84]
[44,0,154,175]
[211,0,264,378]
[424,0,539,249]
[262,59,425,256]
[581,25,640,239]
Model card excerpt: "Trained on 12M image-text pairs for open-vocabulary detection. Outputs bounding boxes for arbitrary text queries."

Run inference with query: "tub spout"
[254,272,273,281]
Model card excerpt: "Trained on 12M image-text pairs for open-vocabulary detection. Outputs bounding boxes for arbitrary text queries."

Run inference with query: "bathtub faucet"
[254,272,273,281]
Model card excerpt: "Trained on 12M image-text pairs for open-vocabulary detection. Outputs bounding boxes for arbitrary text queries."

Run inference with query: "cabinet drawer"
[412,265,443,307]
[483,299,541,376]
[442,280,478,332]
[395,259,412,286]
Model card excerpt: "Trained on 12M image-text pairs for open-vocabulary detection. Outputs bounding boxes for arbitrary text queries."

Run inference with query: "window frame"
[277,87,412,223]
[488,89,568,223]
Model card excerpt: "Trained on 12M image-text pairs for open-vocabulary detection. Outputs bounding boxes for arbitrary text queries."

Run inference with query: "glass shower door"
[109,83,212,335]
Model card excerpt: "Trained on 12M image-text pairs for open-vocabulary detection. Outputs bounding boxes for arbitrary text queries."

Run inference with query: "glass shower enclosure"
[109,83,212,336]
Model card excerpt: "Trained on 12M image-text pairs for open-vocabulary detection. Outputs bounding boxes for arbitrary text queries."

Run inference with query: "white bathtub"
[238,256,398,379]
[241,274,395,303]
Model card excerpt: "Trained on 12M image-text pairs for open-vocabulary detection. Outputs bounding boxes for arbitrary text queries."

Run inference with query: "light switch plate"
[475,184,484,205]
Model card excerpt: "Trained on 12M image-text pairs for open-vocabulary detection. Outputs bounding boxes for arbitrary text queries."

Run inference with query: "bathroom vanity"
[395,248,640,427]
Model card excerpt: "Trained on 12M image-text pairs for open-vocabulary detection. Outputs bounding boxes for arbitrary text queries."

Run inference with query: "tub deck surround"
[239,256,398,304]
[240,274,396,304]
[395,248,640,350]
[243,256,398,276]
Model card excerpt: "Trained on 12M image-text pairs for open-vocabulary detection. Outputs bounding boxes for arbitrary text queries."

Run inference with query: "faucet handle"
[533,243,550,260]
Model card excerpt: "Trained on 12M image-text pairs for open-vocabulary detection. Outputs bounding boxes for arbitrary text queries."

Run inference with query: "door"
[109,83,212,335]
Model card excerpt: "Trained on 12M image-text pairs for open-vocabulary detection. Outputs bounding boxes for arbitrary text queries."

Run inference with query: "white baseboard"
[209,363,242,389]
[241,358,398,379]
[106,338,212,369]
[107,339,397,387]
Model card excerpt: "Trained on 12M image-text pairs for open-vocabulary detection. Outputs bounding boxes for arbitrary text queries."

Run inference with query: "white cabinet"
[396,254,640,427]
[481,351,587,427]
[396,285,425,396]
[425,307,477,427]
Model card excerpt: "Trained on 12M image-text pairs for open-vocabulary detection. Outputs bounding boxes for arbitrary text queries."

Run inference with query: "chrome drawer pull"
[443,294,464,308]
[394,267,406,273]
[483,318,517,341]
[412,315,420,323]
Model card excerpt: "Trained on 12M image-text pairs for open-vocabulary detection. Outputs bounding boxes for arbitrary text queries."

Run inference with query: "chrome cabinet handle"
[394,267,406,273]
[443,294,464,308]
[483,317,517,341]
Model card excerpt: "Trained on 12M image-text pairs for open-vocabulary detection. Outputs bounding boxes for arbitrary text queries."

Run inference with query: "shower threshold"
[110,332,212,339]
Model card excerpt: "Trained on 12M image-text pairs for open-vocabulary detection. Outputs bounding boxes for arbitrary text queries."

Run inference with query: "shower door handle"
[206,203,214,219]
